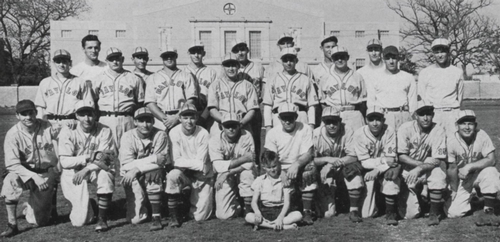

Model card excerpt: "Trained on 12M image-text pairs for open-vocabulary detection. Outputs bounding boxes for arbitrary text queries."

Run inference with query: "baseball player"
[397,102,447,225]
[445,110,500,226]
[145,47,198,131]
[207,53,259,137]
[264,103,317,225]
[131,47,153,82]
[312,107,364,222]
[366,46,416,131]
[418,38,464,134]
[314,45,367,131]
[92,47,145,149]
[58,99,115,232]
[70,35,107,81]
[165,103,213,226]
[210,112,256,219]
[0,100,59,238]
[119,107,170,231]
[262,48,319,131]
[346,106,400,225]
[183,43,217,127]
[245,150,303,231]
[357,39,385,96]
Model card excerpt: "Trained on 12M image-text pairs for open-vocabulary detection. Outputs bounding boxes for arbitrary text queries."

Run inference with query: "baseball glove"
[342,162,363,181]
[144,168,165,184]
[91,150,116,171]
[301,162,317,186]
[384,164,402,181]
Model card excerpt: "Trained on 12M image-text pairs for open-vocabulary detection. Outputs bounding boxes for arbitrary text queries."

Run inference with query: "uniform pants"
[383,111,412,131]
[124,177,162,224]
[99,115,134,149]
[215,169,255,219]
[339,110,365,132]
[60,168,115,226]
[1,171,58,226]
[445,167,500,218]
[165,169,214,221]
[317,168,363,218]
[361,170,400,218]
[433,109,460,136]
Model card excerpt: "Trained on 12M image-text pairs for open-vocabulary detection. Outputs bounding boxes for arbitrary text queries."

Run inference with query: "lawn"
[0,100,500,242]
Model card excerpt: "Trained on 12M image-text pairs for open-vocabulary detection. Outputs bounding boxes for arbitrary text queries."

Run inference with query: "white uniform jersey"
[447,129,495,169]
[210,129,255,173]
[264,59,312,84]
[346,125,397,160]
[264,122,313,169]
[70,61,107,81]
[397,120,446,161]
[4,120,58,182]
[418,64,464,109]
[133,69,153,83]
[262,71,319,110]
[313,124,354,158]
[35,73,86,115]
[184,64,217,107]
[145,69,198,112]
[367,69,417,113]
[357,61,385,96]
[207,75,259,115]
[169,125,211,175]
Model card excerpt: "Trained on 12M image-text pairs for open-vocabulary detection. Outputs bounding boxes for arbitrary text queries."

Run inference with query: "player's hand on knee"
[73,168,90,185]
[121,168,140,186]
[364,169,379,181]
[215,172,229,191]
[32,175,49,191]
[458,165,471,180]
[321,164,333,183]
[406,167,421,185]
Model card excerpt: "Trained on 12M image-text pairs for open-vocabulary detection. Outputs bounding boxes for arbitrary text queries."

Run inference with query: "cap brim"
[160,52,178,59]
[231,43,247,53]
[222,59,240,66]
[16,107,36,113]
[456,116,476,123]
[322,116,342,121]
[278,37,294,44]
[367,44,382,48]
[179,110,197,116]
[106,53,122,59]
[188,46,204,52]
[222,120,240,125]
[76,107,95,113]
[135,113,154,119]
[415,106,434,114]
[52,55,71,61]
[281,53,297,59]
[366,112,384,119]
[431,45,450,51]
[321,37,338,45]
[132,52,148,57]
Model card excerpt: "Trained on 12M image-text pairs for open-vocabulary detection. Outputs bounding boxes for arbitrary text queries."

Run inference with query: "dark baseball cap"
[383,46,399,56]
[16,100,36,113]
[52,49,71,61]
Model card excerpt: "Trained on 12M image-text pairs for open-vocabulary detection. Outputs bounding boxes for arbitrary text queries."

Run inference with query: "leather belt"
[47,114,75,120]
[100,111,133,117]
[382,106,409,112]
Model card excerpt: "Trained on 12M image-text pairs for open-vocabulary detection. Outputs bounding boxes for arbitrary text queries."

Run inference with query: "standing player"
[367,46,416,131]
[92,47,144,148]
[445,110,500,226]
[358,39,385,98]
[119,107,170,231]
[314,45,367,131]
[418,38,464,134]
[312,107,363,222]
[183,43,217,127]
[262,48,318,131]
[346,106,400,225]
[70,35,107,81]
[264,103,317,225]
[145,47,198,131]
[131,47,153,82]
[397,102,447,225]
[0,100,59,237]
[210,112,256,219]
[58,99,115,232]
[230,40,265,100]
[207,53,259,136]
[165,103,213,226]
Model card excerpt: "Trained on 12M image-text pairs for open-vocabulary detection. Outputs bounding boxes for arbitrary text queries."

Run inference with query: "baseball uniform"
[397,120,447,219]
[70,61,107,81]
[58,122,115,226]
[165,125,213,221]
[1,119,59,226]
[210,129,255,219]
[346,124,399,218]
[120,126,169,224]
[264,59,313,86]
[184,64,217,110]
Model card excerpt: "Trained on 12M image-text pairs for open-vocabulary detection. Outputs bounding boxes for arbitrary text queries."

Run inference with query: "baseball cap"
[431,38,450,50]
[74,99,95,113]
[221,112,241,125]
[415,100,434,115]
[231,39,247,53]
[132,47,148,57]
[280,47,298,59]
[160,46,178,59]
[383,46,399,56]
[321,35,338,46]
[16,100,36,113]
[456,110,476,123]
[331,46,348,56]
[322,106,342,120]
[106,47,123,60]
[367,39,383,48]
[188,41,204,52]
[278,102,298,115]
[366,106,384,119]
[52,49,71,61]
[222,52,240,67]
[179,103,197,116]
[134,107,154,119]
[277,33,294,44]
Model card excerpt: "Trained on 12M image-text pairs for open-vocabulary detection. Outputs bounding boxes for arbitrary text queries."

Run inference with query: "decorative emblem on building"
[223,3,235,15]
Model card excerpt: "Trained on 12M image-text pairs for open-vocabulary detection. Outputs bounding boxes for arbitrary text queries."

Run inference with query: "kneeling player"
[165,103,213,226]
[1,100,59,237]
[397,102,447,225]
[346,106,401,225]
[210,113,256,219]
[313,107,363,222]
[446,110,500,226]
[59,100,116,232]
[245,151,302,230]
[119,107,170,231]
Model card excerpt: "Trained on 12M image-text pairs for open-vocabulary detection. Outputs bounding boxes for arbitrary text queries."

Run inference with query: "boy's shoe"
[302,209,315,225]
[0,223,19,238]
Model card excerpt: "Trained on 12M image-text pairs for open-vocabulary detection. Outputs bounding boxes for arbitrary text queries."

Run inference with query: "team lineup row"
[2,32,494,237]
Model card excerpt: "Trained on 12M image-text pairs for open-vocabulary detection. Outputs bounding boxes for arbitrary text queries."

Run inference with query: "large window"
[61,30,72,38]
[199,31,212,58]
[224,31,237,54]
[355,31,365,38]
[330,30,340,36]
[249,31,261,59]
[116,30,126,38]
[355,58,365,70]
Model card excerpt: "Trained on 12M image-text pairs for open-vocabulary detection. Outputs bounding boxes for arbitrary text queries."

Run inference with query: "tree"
[0,0,90,85]
[399,47,417,75]
[386,0,498,77]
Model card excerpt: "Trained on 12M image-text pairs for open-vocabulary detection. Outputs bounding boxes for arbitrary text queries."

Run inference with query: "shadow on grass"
[109,198,127,221]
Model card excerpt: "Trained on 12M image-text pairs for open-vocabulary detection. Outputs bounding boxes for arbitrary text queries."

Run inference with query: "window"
[88,30,99,36]
[355,31,365,38]
[61,30,72,38]
[224,31,237,54]
[249,31,261,59]
[199,31,212,58]
[116,30,126,38]
[355,59,365,70]
[379,30,389,36]
[330,30,340,36]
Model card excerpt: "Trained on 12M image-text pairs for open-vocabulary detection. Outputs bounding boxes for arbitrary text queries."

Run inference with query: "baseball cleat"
[302,209,315,225]
[169,215,181,228]
[95,217,109,232]
[475,208,499,226]
[349,210,363,223]
[149,216,163,231]
[427,214,440,226]
[0,223,19,238]
[385,211,398,226]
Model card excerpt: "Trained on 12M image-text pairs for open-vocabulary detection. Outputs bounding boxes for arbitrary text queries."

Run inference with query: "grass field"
[1,100,500,242]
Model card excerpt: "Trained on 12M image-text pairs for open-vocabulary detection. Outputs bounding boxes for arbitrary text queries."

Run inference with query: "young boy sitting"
[245,151,302,231]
